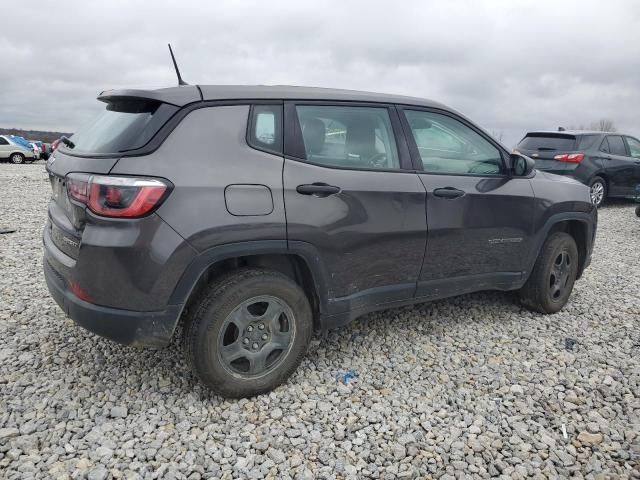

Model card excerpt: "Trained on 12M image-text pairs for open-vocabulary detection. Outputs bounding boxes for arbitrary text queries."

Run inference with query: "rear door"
[399,107,534,297]
[282,102,426,314]
[602,135,636,195]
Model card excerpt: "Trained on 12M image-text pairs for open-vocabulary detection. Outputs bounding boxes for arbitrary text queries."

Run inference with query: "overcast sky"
[1,0,639,146]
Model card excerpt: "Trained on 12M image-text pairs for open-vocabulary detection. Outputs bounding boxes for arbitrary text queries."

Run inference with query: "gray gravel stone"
[0,163,639,478]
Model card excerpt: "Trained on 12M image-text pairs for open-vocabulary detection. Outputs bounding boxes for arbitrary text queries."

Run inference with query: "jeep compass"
[44,85,597,397]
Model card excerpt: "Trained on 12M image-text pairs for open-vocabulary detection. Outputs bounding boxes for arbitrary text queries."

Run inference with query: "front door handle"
[296,183,341,197]
[433,187,465,199]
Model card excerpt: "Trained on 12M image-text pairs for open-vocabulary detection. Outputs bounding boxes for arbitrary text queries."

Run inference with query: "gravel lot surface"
[0,162,638,479]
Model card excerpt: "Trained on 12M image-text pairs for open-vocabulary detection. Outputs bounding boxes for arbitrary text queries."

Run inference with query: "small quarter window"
[248,104,282,154]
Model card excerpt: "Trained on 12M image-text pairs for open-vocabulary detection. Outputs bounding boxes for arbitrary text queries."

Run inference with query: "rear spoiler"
[97,86,202,107]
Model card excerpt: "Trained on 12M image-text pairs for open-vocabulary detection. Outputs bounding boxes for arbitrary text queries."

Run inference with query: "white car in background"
[0,135,36,164]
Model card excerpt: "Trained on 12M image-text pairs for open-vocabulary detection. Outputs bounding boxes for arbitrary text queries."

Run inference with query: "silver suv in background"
[0,136,37,164]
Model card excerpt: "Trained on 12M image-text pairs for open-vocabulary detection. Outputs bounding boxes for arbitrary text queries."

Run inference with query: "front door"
[399,108,534,298]
[602,135,637,196]
[282,103,427,314]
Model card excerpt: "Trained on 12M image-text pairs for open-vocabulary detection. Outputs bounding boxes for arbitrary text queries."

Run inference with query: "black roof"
[97,84,449,110]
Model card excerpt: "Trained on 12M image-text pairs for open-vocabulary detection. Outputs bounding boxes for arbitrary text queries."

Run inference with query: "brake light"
[66,176,89,204]
[66,174,170,218]
[554,153,585,163]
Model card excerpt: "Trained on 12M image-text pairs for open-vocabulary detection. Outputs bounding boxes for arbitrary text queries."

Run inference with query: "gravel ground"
[0,162,638,479]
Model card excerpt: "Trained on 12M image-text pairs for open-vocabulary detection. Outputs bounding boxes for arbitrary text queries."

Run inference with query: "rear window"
[518,134,576,151]
[64,98,178,155]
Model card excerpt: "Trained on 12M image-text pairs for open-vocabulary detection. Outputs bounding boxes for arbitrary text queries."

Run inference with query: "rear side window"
[247,104,283,154]
[65,98,178,155]
[517,134,576,151]
[600,137,610,153]
[0,137,8,145]
[294,105,400,170]
[607,135,627,156]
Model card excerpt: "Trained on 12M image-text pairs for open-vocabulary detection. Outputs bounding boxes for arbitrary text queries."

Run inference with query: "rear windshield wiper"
[536,147,557,151]
[60,136,75,149]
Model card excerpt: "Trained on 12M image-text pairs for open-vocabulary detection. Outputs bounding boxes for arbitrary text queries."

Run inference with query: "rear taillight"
[66,174,170,218]
[554,153,585,163]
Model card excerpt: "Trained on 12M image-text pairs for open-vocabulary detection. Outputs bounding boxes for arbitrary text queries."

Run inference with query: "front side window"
[607,135,627,156]
[295,105,400,170]
[248,104,282,153]
[404,110,503,175]
[625,136,640,159]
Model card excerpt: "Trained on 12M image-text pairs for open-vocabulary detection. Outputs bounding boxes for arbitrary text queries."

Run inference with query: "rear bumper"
[44,259,182,347]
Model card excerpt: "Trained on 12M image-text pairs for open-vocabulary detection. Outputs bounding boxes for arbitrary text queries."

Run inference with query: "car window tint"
[295,105,400,170]
[607,136,627,156]
[404,110,503,175]
[0,137,8,145]
[518,134,576,151]
[625,137,640,159]
[600,137,610,153]
[577,135,600,150]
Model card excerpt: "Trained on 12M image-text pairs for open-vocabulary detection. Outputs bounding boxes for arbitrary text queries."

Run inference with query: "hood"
[535,170,583,185]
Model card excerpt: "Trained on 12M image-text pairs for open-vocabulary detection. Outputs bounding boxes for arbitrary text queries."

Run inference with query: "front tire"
[183,268,313,398]
[10,153,25,164]
[589,176,607,207]
[519,232,579,314]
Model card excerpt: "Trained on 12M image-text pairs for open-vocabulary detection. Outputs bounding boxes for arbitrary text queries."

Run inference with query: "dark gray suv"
[43,85,597,397]
[516,131,640,206]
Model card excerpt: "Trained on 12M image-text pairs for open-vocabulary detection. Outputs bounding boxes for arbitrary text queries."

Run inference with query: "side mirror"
[510,153,535,177]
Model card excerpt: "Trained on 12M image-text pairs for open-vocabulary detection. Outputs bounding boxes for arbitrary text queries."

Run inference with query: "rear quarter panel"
[110,105,287,251]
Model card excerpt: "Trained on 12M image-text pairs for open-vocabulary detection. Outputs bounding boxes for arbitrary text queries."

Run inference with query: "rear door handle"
[296,183,341,197]
[433,187,465,199]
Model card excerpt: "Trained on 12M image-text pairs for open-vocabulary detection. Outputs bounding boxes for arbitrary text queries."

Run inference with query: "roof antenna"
[168,43,188,86]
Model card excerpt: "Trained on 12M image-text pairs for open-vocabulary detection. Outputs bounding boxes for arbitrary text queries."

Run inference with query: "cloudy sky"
[2,0,639,146]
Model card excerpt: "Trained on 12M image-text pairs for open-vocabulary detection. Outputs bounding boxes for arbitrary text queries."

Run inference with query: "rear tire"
[10,153,25,164]
[589,176,607,207]
[183,268,313,398]
[519,232,579,314]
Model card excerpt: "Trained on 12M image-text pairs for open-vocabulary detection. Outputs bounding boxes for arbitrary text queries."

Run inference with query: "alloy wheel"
[590,181,604,206]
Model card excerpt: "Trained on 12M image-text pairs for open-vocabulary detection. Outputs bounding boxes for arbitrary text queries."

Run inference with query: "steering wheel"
[368,152,388,168]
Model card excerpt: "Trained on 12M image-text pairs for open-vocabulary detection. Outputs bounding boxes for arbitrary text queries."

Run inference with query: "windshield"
[518,134,576,151]
[65,98,177,155]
